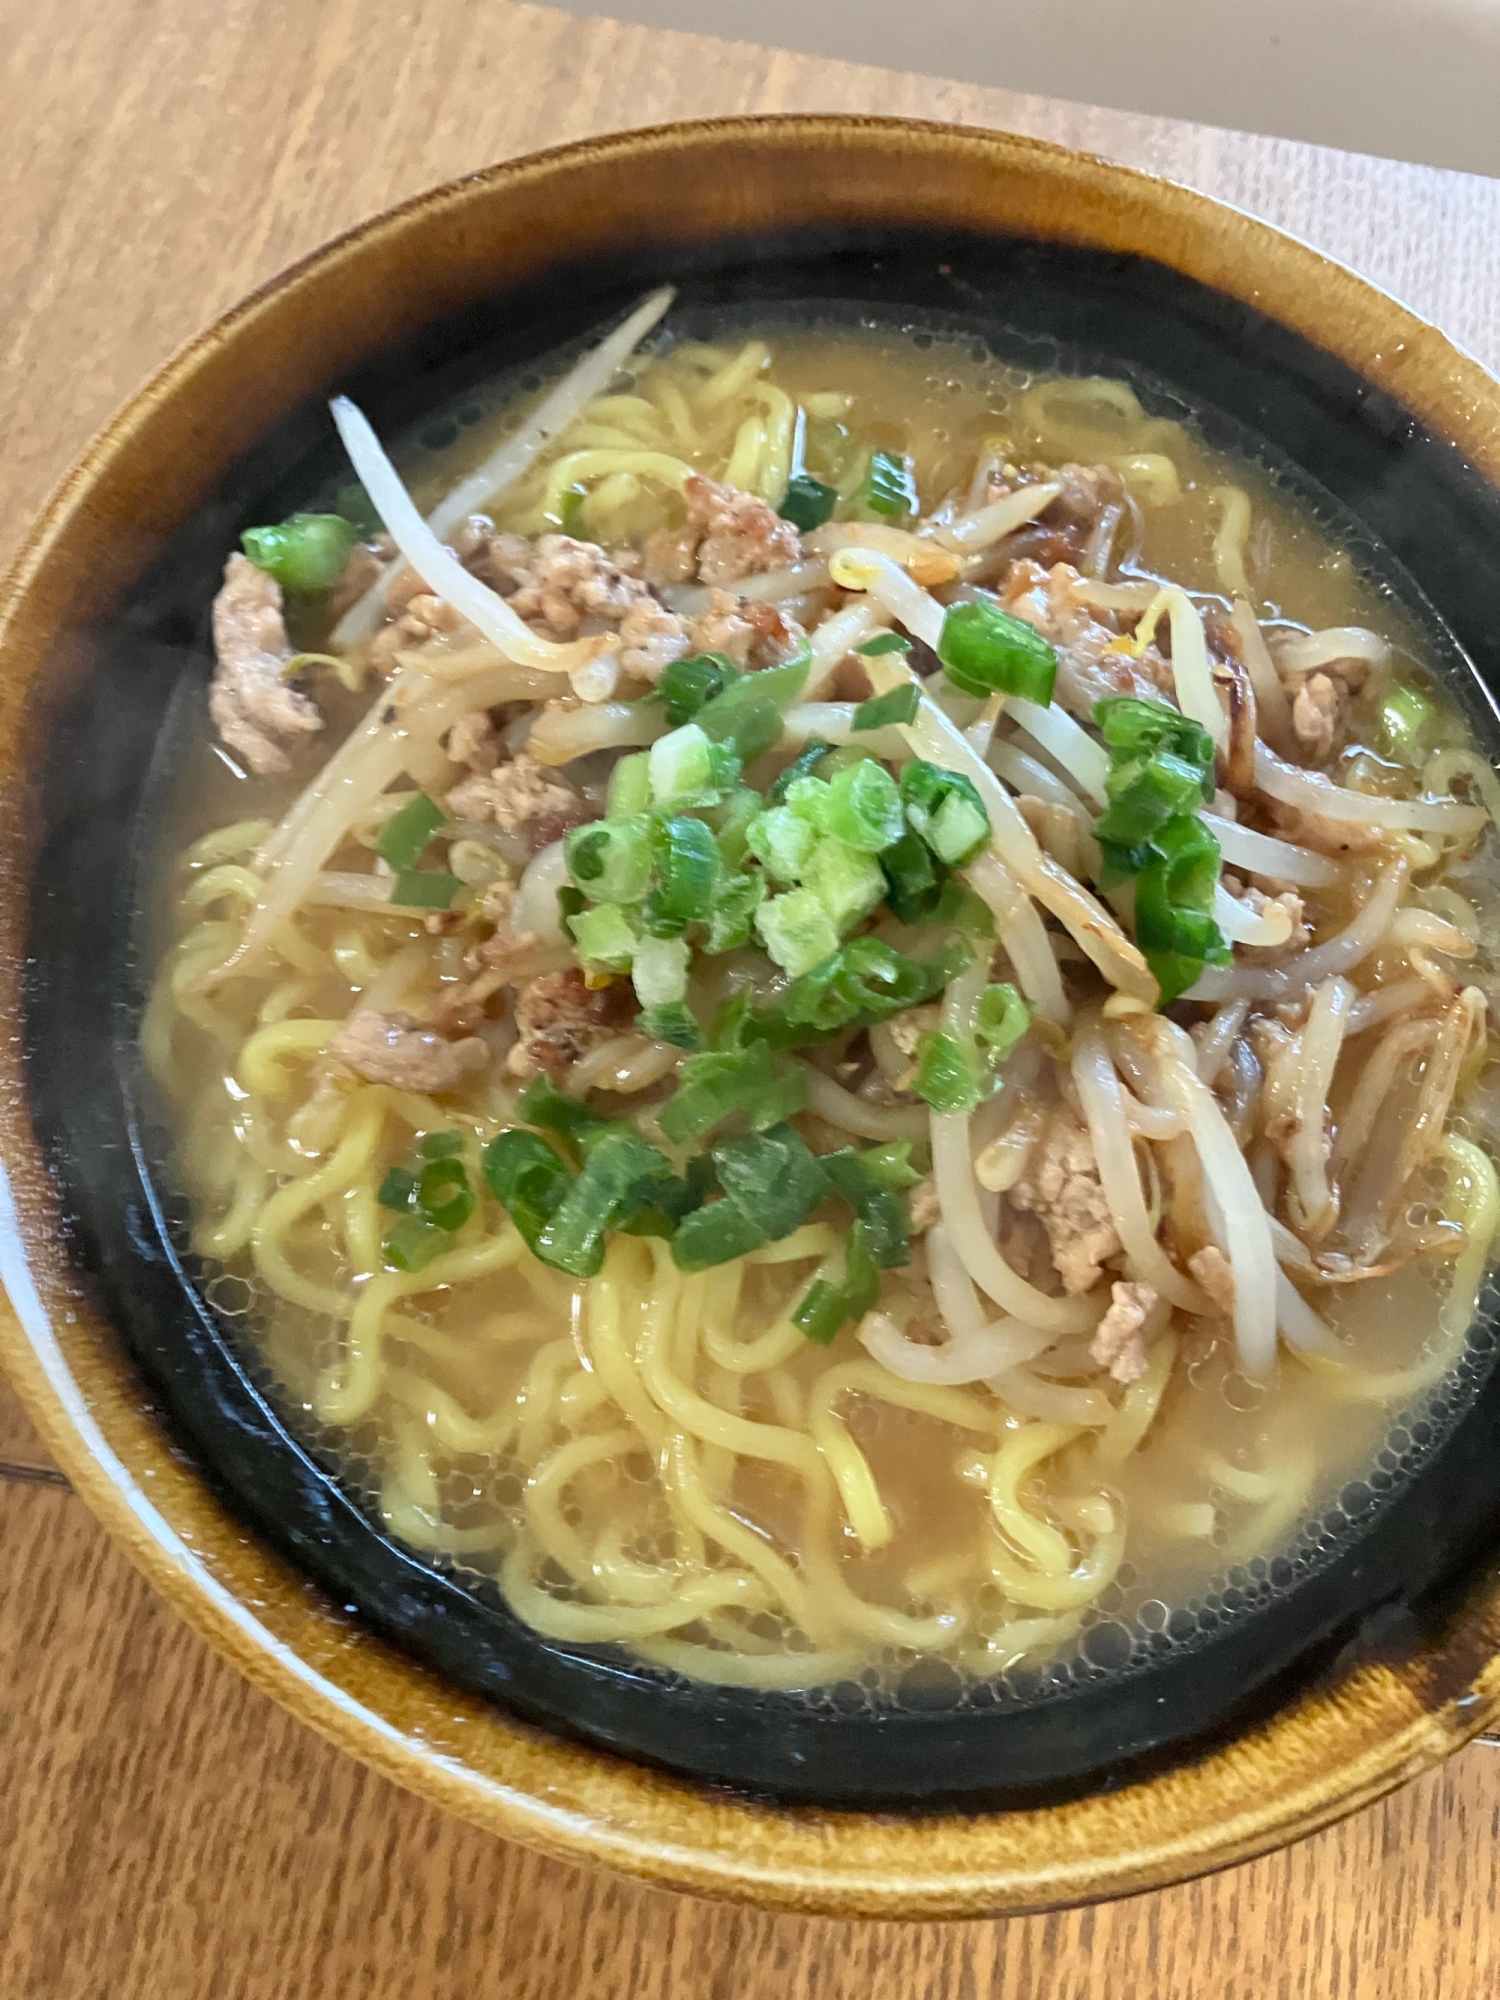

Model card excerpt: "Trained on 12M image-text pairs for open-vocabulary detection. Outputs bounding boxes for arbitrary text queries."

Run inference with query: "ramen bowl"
[4,116,1500,1920]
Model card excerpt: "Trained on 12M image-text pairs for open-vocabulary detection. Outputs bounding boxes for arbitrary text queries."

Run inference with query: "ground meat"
[1282,652,1369,766]
[908,1179,941,1232]
[507,968,635,1079]
[1009,1108,1123,1295]
[1188,1245,1237,1316]
[1000,559,1173,712]
[209,554,322,776]
[490,532,691,686]
[1240,886,1310,958]
[643,474,802,588]
[1090,1280,1157,1384]
[447,709,501,772]
[329,1009,489,1093]
[885,1002,942,1060]
[686,587,806,671]
[445,752,597,851]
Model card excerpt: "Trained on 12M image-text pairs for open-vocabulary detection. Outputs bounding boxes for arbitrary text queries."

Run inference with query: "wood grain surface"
[4,4,1500,1994]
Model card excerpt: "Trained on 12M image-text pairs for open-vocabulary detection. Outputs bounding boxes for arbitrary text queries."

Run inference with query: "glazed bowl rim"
[3,111,1500,1920]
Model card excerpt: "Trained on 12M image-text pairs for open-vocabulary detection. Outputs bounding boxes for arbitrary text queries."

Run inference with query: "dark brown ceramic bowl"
[5,115,1500,1918]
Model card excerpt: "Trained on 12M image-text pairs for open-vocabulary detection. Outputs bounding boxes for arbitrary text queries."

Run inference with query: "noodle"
[144,312,1500,1697]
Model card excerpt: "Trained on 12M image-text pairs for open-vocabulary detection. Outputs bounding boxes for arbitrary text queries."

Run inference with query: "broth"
[144,311,1500,1695]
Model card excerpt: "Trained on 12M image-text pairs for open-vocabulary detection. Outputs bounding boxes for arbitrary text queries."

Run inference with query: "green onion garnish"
[536,1128,682,1278]
[767,739,832,803]
[606,752,653,817]
[857,632,913,658]
[390,870,463,910]
[632,933,692,1007]
[822,758,906,853]
[647,722,741,809]
[779,473,837,532]
[1133,814,1231,1003]
[415,1157,475,1232]
[937,599,1058,705]
[636,1001,704,1050]
[377,791,446,871]
[746,805,819,883]
[565,815,654,904]
[482,1128,574,1259]
[515,1075,611,1164]
[852,683,919,731]
[696,650,812,763]
[671,1125,831,1272]
[802,836,887,935]
[241,512,358,595]
[659,1046,808,1146]
[1378,681,1435,760]
[863,449,917,520]
[377,1165,420,1211]
[567,900,639,971]
[381,1214,449,1273]
[900,760,991,866]
[657,652,743,728]
[754,886,840,977]
[793,1222,880,1345]
[703,870,764,953]
[418,1130,465,1160]
[821,1148,914,1270]
[1094,696,1217,774]
[878,829,945,923]
[647,815,720,930]
[1094,750,1212,850]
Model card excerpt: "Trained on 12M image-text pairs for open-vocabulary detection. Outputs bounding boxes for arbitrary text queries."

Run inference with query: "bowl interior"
[24,214,1500,1811]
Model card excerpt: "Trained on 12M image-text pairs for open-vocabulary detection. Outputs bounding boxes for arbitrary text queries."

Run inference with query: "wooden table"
[4,5,1500,1994]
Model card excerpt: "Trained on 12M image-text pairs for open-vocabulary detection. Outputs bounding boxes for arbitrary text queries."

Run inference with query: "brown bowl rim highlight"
[3,113,1500,1919]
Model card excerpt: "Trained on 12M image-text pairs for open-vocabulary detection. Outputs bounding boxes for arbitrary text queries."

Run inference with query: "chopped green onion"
[937,599,1058,704]
[857,632,913,658]
[932,879,996,937]
[557,485,588,537]
[755,886,840,976]
[855,1140,926,1191]
[377,791,446,871]
[852,683,919,731]
[515,1076,610,1164]
[912,1029,990,1114]
[636,1001,704,1050]
[335,482,380,537]
[703,869,764,953]
[565,815,654,904]
[711,786,762,870]
[784,774,832,825]
[415,1157,475,1232]
[767,740,832,803]
[482,1128,574,1258]
[390,870,463,910]
[820,1149,913,1269]
[241,512,357,595]
[900,760,991,866]
[779,473,837,532]
[381,1214,449,1273]
[696,650,812,763]
[1132,815,1230,1004]
[568,900,639,971]
[377,1165,419,1211]
[1094,750,1210,849]
[418,1131,464,1160]
[783,935,965,1034]
[863,449,917,520]
[536,1128,681,1278]
[802,835,887,934]
[657,652,742,728]
[659,1046,806,1146]
[823,758,905,853]
[975,982,1030,1062]
[746,804,818,883]
[646,814,719,930]
[1094,696,1216,782]
[793,1223,880,1344]
[648,722,741,808]
[607,752,653,817]
[1378,681,1435,760]
[672,1125,831,1271]
[632,933,691,1008]
[879,829,946,923]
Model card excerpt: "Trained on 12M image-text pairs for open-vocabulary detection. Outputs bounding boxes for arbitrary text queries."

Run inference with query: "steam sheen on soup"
[144,292,1500,1693]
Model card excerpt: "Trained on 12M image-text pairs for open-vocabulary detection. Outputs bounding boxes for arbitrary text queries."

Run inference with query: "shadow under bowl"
[5,116,1500,1918]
